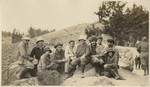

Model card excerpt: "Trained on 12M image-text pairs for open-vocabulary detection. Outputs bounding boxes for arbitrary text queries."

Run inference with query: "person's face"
[79,39,85,45]
[23,40,30,44]
[56,46,62,51]
[108,52,113,57]
[37,41,44,47]
[69,42,75,47]
[97,39,103,45]
[91,40,96,46]
[108,42,113,47]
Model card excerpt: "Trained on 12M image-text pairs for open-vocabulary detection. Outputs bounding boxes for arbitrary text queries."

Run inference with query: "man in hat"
[137,37,149,76]
[88,35,105,76]
[52,43,67,74]
[37,47,58,72]
[103,38,122,80]
[16,34,34,79]
[30,36,45,77]
[68,35,90,78]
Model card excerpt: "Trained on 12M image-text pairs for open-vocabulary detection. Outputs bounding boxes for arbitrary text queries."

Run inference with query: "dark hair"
[69,40,75,44]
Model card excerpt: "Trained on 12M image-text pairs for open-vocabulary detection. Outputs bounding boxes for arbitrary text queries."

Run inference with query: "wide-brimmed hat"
[142,37,147,41]
[36,37,44,43]
[78,35,87,41]
[107,38,115,44]
[54,43,63,48]
[22,34,31,40]
[44,47,52,53]
[89,35,97,42]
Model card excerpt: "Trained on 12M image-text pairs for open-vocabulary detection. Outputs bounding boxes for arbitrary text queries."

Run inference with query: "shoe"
[95,73,100,77]
[115,76,124,80]
[81,73,85,78]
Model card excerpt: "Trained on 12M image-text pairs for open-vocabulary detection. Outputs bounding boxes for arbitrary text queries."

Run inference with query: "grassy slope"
[2,23,104,85]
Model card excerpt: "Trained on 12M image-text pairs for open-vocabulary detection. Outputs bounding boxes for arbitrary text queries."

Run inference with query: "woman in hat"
[37,47,57,72]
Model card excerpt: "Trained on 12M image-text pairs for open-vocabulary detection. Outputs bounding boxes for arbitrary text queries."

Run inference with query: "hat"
[142,37,147,41]
[107,38,115,44]
[54,43,63,48]
[106,48,115,54]
[44,47,52,53]
[36,37,44,43]
[97,36,103,39]
[78,35,87,41]
[89,35,97,42]
[22,34,31,40]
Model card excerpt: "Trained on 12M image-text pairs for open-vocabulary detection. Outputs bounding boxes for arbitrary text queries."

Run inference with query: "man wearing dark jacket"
[30,37,45,77]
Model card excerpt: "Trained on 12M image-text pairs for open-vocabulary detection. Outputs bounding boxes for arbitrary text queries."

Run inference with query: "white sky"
[0,0,149,33]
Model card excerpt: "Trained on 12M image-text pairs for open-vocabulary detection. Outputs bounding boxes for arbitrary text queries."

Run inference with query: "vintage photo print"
[0,0,149,86]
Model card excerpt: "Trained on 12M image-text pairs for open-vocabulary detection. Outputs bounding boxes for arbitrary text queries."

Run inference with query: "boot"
[80,65,85,78]
[67,65,76,78]
[109,69,124,80]
[20,68,30,79]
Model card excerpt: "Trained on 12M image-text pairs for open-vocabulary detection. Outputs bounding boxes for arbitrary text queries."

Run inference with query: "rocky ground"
[1,23,149,86]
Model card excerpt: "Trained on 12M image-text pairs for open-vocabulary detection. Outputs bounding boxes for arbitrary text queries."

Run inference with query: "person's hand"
[104,64,108,69]
[99,59,104,64]
[63,59,68,62]
[28,57,34,61]
[91,55,96,58]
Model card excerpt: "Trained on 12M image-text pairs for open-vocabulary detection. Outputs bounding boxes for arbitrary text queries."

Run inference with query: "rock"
[61,64,115,86]
[37,70,62,85]
[116,46,139,72]
[9,77,39,86]
[61,67,115,86]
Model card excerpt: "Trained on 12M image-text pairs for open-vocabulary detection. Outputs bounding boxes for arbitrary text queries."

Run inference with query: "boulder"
[37,70,62,85]
[116,46,139,72]
[9,77,39,86]
[61,66,115,86]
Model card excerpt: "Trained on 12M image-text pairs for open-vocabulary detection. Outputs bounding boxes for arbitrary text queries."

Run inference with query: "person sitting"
[37,47,58,72]
[16,34,34,79]
[52,43,67,74]
[65,40,76,74]
[89,36,106,76]
[103,38,123,80]
[30,36,45,77]
[68,35,90,78]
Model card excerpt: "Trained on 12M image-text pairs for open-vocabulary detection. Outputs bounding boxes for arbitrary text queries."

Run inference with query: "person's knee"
[104,64,110,69]
[104,71,111,77]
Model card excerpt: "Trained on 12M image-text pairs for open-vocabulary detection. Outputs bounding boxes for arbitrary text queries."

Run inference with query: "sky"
[0,0,149,33]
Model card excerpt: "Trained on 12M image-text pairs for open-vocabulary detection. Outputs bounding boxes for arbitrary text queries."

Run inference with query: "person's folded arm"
[110,49,119,67]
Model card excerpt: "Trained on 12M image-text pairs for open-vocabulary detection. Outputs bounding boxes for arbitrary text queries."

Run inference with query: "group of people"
[16,34,128,80]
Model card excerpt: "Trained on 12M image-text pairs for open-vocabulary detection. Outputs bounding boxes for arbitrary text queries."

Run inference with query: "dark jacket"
[30,46,44,61]
[104,47,119,67]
